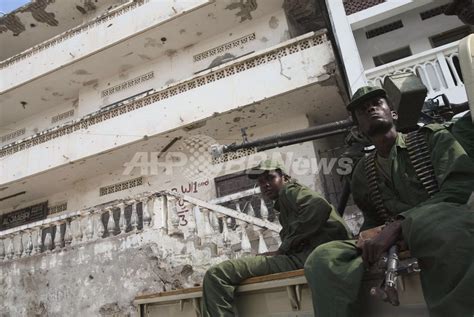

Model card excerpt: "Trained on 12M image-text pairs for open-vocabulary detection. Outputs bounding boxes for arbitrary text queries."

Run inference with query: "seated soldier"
[201,159,351,317]
[304,86,474,317]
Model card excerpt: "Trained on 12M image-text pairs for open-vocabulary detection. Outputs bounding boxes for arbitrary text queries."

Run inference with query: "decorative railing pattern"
[101,71,155,98]
[0,189,280,262]
[193,33,256,62]
[0,31,328,159]
[343,0,385,15]
[366,41,464,97]
[0,0,149,70]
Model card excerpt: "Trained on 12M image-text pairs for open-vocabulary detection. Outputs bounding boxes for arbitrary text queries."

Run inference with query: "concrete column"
[326,0,367,94]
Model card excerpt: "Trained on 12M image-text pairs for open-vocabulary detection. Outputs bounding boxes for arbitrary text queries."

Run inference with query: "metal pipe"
[224,119,353,153]
[256,128,350,152]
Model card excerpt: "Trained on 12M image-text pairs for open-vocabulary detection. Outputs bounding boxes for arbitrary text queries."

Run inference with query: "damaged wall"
[0,0,127,61]
[0,7,289,139]
[0,227,231,316]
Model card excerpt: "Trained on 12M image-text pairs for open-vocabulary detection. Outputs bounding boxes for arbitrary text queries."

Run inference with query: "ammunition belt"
[365,151,393,223]
[405,130,439,197]
[364,130,439,223]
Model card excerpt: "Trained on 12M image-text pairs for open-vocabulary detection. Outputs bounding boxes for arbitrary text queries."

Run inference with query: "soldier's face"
[354,97,398,138]
[257,171,285,200]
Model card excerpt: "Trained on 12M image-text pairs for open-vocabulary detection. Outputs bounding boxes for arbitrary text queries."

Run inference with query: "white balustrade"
[154,196,168,235]
[365,41,467,104]
[221,217,230,246]
[64,221,73,246]
[245,203,256,218]
[130,201,139,231]
[0,189,280,262]
[44,232,53,252]
[84,215,94,241]
[54,223,62,251]
[141,198,152,228]
[260,198,269,221]
[257,230,269,254]
[238,221,252,255]
[209,212,220,233]
[35,228,43,254]
[14,233,23,259]
[118,203,127,234]
[72,218,82,245]
[95,213,105,240]
[202,209,215,243]
[7,237,14,259]
[20,232,27,258]
[105,207,115,237]
[25,231,33,256]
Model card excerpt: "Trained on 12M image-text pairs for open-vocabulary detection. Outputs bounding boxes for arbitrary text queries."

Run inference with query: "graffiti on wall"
[171,180,210,226]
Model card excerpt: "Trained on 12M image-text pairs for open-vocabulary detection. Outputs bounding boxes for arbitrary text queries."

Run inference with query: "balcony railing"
[0,0,148,70]
[0,189,280,263]
[365,41,467,103]
[0,31,329,159]
[343,0,385,15]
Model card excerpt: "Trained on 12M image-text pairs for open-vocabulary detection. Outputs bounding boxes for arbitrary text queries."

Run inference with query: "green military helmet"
[346,86,387,112]
[247,159,287,179]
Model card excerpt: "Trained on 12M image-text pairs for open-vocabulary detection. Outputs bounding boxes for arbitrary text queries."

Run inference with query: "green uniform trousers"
[305,202,474,317]
[201,251,308,317]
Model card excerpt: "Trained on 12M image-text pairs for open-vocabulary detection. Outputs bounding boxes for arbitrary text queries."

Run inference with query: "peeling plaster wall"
[0,228,227,316]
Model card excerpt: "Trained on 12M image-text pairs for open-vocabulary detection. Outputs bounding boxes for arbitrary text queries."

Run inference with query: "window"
[366,20,404,39]
[373,46,412,67]
[214,171,275,221]
[430,26,473,48]
[343,0,385,15]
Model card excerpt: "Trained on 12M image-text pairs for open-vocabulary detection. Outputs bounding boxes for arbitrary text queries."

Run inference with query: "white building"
[330,0,472,103]
[0,0,355,315]
[2,0,469,315]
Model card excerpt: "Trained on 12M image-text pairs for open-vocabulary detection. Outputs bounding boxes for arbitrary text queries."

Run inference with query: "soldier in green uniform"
[201,160,351,317]
[304,86,474,317]
[451,112,474,158]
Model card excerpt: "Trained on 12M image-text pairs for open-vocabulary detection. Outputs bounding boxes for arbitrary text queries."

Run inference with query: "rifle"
[356,226,421,306]
[369,244,421,306]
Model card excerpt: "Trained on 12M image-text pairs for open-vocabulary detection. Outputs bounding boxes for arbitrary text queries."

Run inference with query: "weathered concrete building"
[0,0,356,315]
[1,0,471,315]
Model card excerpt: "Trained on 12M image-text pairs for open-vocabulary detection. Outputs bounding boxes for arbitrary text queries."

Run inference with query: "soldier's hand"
[362,220,403,265]
[258,250,282,256]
